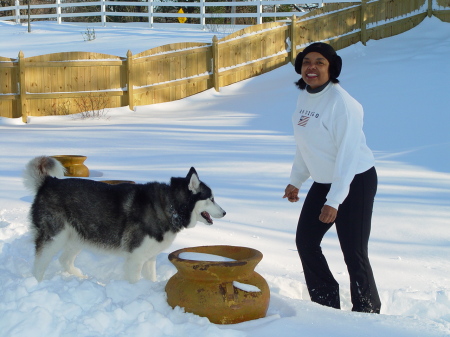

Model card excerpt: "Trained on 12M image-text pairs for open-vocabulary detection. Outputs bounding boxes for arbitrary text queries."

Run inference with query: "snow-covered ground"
[0,17,449,337]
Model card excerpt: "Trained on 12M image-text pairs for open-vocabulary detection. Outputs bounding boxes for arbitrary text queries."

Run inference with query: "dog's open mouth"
[201,211,213,224]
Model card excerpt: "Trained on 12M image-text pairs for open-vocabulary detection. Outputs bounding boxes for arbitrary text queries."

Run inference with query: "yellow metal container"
[165,245,270,324]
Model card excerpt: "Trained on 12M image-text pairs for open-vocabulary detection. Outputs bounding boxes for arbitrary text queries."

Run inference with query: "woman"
[283,42,381,313]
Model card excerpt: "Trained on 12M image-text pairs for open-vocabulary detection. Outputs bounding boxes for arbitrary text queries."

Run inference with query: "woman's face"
[301,52,330,89]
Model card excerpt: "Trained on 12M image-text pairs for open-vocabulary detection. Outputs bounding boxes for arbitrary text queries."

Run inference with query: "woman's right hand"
[283,184,299,202]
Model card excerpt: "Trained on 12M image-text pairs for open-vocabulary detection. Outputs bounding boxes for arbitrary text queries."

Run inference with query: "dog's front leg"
[124,253,145,283]
[142,257,157,282]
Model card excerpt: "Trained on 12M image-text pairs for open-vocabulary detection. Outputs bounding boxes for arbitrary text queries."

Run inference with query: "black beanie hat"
[294,42,342,89]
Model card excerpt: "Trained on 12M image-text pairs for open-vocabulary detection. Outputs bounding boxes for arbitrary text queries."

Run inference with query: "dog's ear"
[187,167,200,193]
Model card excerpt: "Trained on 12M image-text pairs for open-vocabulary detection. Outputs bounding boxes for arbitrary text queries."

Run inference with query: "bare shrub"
[81,27,96,41]
[50,100,71,116]
[73,93,110,120]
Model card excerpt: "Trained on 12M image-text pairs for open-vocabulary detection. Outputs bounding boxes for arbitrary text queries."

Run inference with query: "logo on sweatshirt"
[298,116,310,127]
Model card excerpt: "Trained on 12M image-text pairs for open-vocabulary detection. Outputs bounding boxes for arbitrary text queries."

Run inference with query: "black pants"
[296,166,381,313]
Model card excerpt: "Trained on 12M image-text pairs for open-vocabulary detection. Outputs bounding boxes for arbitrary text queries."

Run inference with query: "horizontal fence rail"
[0,0,312,28]
[0,0,449,121]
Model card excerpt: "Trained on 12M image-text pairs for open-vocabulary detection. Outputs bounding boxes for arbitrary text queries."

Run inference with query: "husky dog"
[23,156,226,283]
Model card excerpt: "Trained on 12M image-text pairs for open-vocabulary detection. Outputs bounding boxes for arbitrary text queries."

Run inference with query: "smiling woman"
[283,42,381,314]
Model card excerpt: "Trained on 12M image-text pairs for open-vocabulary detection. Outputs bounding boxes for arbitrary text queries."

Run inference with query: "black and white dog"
[23,156,226,283]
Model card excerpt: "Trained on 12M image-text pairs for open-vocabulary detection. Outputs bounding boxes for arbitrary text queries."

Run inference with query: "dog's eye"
[211,198,215,203]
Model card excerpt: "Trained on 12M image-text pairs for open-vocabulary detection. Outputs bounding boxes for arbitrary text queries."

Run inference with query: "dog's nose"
[222,211,226,216]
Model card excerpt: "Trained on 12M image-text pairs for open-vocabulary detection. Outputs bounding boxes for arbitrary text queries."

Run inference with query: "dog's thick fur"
[24,156,226,283]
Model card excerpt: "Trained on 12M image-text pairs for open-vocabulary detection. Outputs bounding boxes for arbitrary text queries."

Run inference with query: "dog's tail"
[23,156,66,194]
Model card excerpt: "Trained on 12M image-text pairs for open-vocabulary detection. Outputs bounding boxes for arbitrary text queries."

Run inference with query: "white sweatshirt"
[290,82,375,209]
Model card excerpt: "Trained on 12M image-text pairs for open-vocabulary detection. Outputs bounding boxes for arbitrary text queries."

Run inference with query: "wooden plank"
[0,68,15,95]
[133,74,210,92]
[220,21,287,43]
[0,94,17,100]
[27,51,123,62]
[18,51,27,122]
[26,91,125,99]
[0,62,15,68]
[434,10,450,22]
[327,31,361,51]
[367,13,426,40]
[23,60,123,67]
[127,50,134,110]
[219,52,289,87]
[0,101,14,118]
[133,46,209,65]
[134,42,209,59]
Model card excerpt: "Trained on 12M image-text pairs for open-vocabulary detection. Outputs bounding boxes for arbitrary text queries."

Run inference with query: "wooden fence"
[1,0,449,121]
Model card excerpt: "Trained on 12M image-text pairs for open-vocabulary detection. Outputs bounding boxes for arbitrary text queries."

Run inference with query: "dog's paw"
[66,266,87,279]
[126,275,142,284]
[32,266,45,283]
[142,273,157,282]
[141,259,157,282]
[33,273,45,283]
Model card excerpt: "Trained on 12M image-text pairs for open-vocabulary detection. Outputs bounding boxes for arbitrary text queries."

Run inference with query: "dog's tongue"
[201,211,213,224]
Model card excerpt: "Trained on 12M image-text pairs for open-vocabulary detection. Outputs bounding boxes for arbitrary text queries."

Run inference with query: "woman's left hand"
[319,205,337,223]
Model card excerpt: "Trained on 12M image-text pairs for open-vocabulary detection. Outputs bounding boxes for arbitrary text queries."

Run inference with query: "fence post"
[18,51,28,123]
[149,0,154,28]
[200,0,205,30]
[127,50,135,111]
[427,0,433,17]
[56,0,61,24]
[290,14,297,64]
[212,35,220,92]
[101,0,106,27]
[257,0,262,25]
[360,0,367,46]
[14,0,20,24]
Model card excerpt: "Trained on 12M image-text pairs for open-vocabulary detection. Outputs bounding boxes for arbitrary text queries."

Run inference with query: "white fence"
[0,0,317,29]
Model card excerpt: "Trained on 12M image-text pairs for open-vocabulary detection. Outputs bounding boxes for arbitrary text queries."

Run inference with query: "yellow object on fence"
[178,8,187,24]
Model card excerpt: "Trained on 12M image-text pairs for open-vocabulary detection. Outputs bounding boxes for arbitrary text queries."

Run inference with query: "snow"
[0,16,449,337]
[178,252,236,262]
[233,282,261,293]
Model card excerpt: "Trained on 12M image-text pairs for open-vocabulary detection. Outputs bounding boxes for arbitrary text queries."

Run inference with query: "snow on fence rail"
[0,0,449,122]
